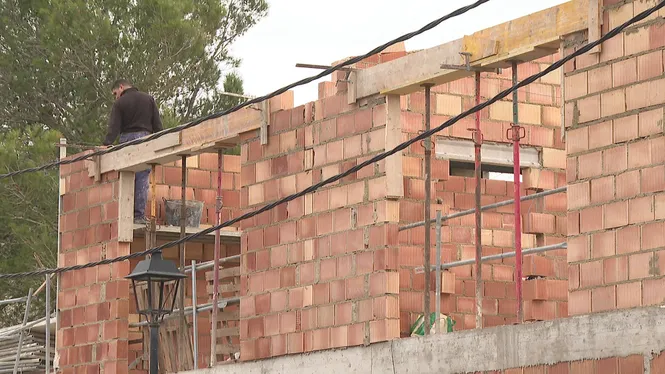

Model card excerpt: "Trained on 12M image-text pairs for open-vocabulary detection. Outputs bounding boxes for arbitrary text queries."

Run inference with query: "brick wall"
[392,57,568,333]
[58,150,243,373]
[238,87,402,360]
[58,153,130,374]
[565,0,665,316]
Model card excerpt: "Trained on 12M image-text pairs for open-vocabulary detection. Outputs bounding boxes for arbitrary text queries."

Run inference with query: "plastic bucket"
[164,199,204,228]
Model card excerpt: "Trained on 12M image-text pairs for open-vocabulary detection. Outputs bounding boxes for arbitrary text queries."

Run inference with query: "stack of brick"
[394,57,568,333]
[238,89,402,360]
[565,0,665,316]
[58,153,130,373]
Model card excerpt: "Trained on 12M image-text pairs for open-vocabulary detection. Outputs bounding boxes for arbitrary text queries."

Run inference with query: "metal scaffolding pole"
[472,71,483,329]
[510,61,525,324]
[423,83,434,336]
[415,242,567,273]
[45,275,51,373]
[211,150,223,366]
[399,187,567,232]
[191,260,198,369]
[434,211,442,334]
[54,138,66,372]
[178,155,187,369]
[13,288,33,374]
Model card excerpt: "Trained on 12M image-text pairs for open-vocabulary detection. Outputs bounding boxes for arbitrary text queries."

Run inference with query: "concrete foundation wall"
[181,306,665,374]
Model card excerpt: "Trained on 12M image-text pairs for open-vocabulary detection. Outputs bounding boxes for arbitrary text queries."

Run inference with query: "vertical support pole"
[210,150,223,366]
[191,260,198,369]
[149,323,159,374]
[179,156,187,369]
[148,164,157,250]
[434,210,442,334]
[45,275,51,373]
[473,71,483,329]
[511,61,524,324]
[55,138,66,372]
[423,83,433,335]
[13,288,33,374]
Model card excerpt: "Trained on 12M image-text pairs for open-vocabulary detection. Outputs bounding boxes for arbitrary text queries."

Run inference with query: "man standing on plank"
[102,78,163,224]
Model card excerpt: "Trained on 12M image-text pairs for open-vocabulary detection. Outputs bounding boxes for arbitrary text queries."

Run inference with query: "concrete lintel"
[183,307,665,374]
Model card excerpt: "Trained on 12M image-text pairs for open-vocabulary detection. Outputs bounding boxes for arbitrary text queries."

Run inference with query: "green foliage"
[0,0,267,142]
[0,127,61,326]
[0,0,268,326]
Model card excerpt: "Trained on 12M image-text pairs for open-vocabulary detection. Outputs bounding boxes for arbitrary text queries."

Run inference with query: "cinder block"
[523,279,567,301]
[441,271,456,294]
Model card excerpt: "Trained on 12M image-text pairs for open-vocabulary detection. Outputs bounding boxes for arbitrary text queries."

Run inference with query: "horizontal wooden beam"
[353,0,589,98]
[87,106,262,176]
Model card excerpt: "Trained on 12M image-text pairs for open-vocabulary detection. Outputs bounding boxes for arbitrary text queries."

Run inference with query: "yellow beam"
[353,0,589,98]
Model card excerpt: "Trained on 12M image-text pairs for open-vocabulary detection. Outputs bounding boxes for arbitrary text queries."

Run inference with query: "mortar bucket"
[164,199,204,228]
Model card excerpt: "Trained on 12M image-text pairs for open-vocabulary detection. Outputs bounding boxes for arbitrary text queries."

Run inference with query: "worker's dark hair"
[111,78,133,90]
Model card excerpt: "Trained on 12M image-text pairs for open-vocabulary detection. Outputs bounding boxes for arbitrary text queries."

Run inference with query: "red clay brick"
[577,95,601,124]
[641,165,665,193]
[613,115,638,144]
[613,58,637,87]
[616,355,642,374]
[617,281,642,309]
[591,285,616,312]
[591,230,616,259]
[604,201,628,229]
[580,206,603,233]
[568,289,591,315]
[578,151,603,180]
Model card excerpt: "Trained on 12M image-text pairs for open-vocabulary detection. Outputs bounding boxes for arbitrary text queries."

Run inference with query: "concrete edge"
[183,307,665,374]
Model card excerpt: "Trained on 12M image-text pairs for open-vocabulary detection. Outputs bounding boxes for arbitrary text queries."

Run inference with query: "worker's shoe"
[134,216,149,225]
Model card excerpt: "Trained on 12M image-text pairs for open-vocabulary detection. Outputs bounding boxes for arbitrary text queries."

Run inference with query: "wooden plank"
[384,95,404,199]
[217,310,239,320]
[87,104,266,176]
[205,266,240,281]
[152,132,182,152]
[206,283,240,294]
[216,344,240,355]
[117,172,135,242]
[347,71,357,105]
[588,0,602,54]
[354,0,590,98]
[260,100,270,145]
[216,327,239,337]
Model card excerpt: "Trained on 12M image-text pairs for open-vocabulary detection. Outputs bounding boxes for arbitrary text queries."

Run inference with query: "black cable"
[2,0,662,279]
[0,0,491,180]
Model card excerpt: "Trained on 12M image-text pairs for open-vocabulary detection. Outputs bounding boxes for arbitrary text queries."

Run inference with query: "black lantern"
[126,251,186,374]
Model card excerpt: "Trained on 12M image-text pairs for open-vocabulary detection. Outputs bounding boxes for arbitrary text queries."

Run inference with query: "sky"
[231,0,568,107]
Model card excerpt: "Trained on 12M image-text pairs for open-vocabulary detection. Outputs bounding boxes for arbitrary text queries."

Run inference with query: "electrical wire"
[1,0,662,279]
[0,0,491,180]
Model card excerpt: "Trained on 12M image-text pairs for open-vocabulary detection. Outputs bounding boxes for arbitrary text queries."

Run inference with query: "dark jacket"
[103,87,163,145]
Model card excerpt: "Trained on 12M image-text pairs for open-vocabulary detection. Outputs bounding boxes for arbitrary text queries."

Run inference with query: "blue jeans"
[119,131,150,219]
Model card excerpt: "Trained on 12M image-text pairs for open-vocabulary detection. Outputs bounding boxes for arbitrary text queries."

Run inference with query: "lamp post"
[126,251,186,374]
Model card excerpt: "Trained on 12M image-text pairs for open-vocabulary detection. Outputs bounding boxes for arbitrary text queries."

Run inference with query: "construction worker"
[102,78,163,224]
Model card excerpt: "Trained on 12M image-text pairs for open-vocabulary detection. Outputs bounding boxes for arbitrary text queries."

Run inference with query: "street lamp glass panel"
[126,252,186,324]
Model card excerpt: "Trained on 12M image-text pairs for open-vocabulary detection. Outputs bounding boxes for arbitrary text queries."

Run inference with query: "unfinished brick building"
[49,0,665,373]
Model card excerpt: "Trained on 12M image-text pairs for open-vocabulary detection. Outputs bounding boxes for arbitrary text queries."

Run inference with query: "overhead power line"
[0,0,491,180]
[1,0,662,280]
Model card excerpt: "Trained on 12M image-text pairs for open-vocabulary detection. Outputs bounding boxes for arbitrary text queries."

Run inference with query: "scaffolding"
[399,59,567,332]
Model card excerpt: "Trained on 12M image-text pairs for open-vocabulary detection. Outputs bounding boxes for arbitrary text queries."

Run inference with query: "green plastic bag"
[410,313,455,336]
